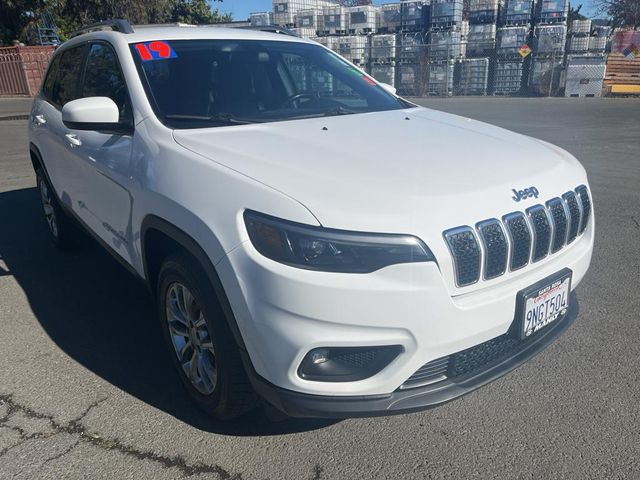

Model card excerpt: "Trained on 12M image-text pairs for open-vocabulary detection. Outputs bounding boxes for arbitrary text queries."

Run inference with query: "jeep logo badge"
[512,187,540,202]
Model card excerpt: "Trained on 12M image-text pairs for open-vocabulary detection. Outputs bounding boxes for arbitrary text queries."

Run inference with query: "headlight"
[244,210,435,273]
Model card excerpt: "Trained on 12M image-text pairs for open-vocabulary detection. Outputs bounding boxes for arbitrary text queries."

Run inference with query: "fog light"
[298,346,403,382]
[310,349,330,365]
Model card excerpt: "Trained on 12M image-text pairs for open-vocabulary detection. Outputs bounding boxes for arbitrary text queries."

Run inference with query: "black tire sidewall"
[157,256,233,415]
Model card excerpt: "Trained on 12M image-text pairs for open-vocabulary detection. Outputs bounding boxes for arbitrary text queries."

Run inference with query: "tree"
[595,0,640,29]
[0,0,230,44]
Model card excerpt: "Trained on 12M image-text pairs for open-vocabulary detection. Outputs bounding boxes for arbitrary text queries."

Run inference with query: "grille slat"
[503,212,532,271]
[546,198,568,253]
[575,185,591,234]
[477,219,508,280]
[562,191,581,244]
[526,205,552,262]
[443,227,481,287]
[443,185,590,287]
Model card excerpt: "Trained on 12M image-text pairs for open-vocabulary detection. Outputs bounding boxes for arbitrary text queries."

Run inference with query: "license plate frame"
[515,268,572,340]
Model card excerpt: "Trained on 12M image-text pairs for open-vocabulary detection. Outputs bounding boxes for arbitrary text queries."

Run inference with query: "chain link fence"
[314,31,609,97]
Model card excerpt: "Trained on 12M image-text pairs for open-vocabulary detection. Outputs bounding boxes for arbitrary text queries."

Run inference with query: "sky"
[215,0,599,20]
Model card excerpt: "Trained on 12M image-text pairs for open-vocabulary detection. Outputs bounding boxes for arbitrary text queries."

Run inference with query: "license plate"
[521,272,571,339]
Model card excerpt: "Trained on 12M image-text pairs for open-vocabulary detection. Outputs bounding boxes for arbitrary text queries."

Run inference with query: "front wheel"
[157,254,256,420]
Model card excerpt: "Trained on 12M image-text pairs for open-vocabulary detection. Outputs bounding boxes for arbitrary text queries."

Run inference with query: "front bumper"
[216,218,592,399]
[247,292,578,418]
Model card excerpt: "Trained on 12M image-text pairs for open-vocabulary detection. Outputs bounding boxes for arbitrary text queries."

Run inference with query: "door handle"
[34,114,46,125]
[65,133,82,147]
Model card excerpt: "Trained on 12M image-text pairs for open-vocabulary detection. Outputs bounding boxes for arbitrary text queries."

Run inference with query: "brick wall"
[0,46,56,96]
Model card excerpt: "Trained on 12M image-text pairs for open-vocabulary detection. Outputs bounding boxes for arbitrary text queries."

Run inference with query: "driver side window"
[82,43,133,125]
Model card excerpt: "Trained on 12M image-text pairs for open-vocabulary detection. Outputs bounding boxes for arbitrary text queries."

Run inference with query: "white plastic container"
[570,19,592,34]
[370,34,398,60]
[250,12,273,27]
[322,6,348,34]
[380,3,402,32]
[348,5,380,34]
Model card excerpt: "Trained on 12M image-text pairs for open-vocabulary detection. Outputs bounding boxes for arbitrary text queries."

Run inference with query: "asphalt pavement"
[0,97,639,479]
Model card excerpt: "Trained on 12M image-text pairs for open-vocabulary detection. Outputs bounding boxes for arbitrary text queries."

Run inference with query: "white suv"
[28,20,594,420]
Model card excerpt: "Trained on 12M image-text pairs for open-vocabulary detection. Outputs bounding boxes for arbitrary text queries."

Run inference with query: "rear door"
[36,45,88,208]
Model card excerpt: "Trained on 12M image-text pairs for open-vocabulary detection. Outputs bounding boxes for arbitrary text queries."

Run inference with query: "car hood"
[173,106,587,237]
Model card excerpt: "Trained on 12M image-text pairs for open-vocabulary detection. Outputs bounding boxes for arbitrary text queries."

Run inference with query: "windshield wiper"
[322,106,357,117]
[164,113,258,125]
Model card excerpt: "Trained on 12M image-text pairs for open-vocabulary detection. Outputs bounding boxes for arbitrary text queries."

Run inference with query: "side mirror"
[62,97,130,133]
[379,83,397,96]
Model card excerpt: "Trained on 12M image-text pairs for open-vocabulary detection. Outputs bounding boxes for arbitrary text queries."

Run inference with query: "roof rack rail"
[236,26,299,37]
[70,19,134,38]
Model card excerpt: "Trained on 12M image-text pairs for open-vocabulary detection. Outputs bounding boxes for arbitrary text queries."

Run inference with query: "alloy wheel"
[165,282,218,395]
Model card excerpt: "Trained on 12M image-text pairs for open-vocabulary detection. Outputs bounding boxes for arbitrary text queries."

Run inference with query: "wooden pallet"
[604,53,640,87]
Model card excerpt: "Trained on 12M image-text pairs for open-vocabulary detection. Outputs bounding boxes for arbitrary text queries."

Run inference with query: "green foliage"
[596,0,640,28]
[0,0,231,45]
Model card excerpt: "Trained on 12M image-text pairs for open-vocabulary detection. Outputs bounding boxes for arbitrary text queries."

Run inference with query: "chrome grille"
[503,212,532,271]
[546,198,568,253]
[562,191,581,244]
[443,227,481,287]
[527,205,552,262]
[444,186,591,286]
[477,219,508,279]
[576,185,591,234]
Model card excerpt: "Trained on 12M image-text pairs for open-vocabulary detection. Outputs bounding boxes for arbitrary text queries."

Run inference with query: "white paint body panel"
[28,27,594,397]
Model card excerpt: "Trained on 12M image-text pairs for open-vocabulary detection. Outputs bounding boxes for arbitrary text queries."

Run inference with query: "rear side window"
[52,45,87,107]
[41,54,61,101]
[82,43,133,124]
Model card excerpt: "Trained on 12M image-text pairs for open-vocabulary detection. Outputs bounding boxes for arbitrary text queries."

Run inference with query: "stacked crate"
[588,25,610,54]
[401,1,429,32]
[534,0,568,24]
[321,5,348,35]
[368,34,398,88]
[428,60,456,95]
[467,24,497,56]
[348,5,380,35]
[567,19,590,54]
[501,0,534,25]
[468,0,500,25]
[296,8,321,32]
[250,12,273,27]
[493,60,525,94]
[493,26,529,94]
[430,0,463,27]
[430,29,463,58]
[379,3,402,33]
[530,16,567,94]
[457,58,490,94]
[332,35,368,67]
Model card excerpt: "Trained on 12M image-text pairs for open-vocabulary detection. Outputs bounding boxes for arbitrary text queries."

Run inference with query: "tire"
[157,253,257,420]
[36,169,81,250]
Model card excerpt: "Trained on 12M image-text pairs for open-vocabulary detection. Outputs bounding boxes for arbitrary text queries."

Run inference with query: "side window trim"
[48,43,89,111]
[82,40,134,126]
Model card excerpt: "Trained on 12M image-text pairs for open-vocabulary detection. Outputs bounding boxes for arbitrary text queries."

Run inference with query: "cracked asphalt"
[1,97,639,479]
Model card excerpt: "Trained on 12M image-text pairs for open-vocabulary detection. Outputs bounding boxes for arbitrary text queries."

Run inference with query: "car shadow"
[0,187,338,436]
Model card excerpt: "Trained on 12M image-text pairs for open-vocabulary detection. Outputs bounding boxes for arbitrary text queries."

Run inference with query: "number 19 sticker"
[135,41,178,62]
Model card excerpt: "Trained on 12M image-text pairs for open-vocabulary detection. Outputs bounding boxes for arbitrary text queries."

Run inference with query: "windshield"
[131,39,407,128]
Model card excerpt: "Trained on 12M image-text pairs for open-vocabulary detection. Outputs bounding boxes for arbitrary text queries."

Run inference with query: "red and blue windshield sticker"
[135,41,178,62]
